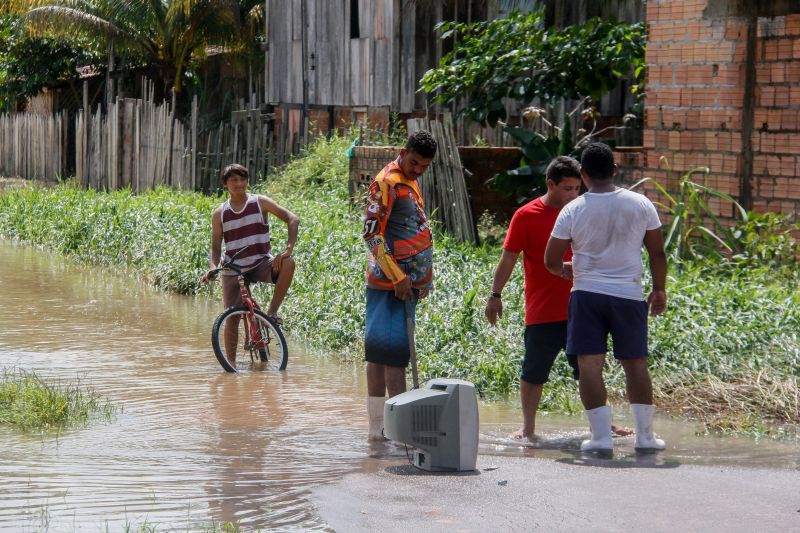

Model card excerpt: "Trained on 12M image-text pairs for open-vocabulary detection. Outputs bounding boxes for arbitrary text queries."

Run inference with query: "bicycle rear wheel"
[211,306,288,372]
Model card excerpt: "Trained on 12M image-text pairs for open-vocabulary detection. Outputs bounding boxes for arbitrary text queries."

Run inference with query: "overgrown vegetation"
[420,10,646,126]
[0,13,101,112]
[0,134,797,438]
[0,368,116,431]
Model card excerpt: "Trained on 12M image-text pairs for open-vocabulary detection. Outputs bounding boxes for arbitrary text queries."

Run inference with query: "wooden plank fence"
[76,95,194,191]
[2,96,308,193]
[408,113,476,243]
[0,111,67,180]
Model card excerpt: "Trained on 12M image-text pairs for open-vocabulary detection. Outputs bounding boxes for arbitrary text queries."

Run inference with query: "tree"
[419,10,646,126]
[0,14,100,111]
[5,0,242,95]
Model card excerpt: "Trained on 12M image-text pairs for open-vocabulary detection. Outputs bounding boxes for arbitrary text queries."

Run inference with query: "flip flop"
[266,314,283,326]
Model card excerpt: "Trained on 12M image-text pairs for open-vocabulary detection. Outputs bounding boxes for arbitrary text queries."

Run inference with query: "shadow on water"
[0,240,798,530]
[556,452,681,469]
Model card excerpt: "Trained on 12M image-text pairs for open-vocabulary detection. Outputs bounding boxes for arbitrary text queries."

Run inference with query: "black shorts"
[566,290,649,359]
[522,321,579,384]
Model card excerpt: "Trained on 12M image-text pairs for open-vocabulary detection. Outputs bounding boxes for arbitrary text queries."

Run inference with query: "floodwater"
[0,240,797,531]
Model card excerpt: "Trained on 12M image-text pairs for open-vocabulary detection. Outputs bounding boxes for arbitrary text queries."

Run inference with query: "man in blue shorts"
[545,142,668,452]
[362,130,437,441]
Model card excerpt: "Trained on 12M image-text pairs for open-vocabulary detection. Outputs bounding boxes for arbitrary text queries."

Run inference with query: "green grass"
[0,133,798,436]
[0,368,116,431]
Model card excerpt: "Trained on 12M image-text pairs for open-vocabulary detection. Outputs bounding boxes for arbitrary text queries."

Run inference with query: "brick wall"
[640,0,800,221]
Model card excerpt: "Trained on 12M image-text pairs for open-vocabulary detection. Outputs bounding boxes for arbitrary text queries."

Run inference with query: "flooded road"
[0,240,797,531]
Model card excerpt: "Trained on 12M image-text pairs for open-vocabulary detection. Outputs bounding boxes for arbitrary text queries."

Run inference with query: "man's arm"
[485,249,519,326]
[201,207,223,283]
[643,228,667,316]
[544,236,572,278]
[259,195,300,271]
[363,181,412,300]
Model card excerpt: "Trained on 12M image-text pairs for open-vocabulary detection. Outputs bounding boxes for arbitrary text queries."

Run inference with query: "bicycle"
[206,247,288,373]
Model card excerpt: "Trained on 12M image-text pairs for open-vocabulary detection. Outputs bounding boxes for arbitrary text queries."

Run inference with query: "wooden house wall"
[267,0,399,108]
[266,0,645,114]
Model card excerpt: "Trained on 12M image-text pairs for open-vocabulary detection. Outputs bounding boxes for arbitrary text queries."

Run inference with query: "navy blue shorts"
[365,288,417,367]
[566,290,649,360]
[522,321,579,384]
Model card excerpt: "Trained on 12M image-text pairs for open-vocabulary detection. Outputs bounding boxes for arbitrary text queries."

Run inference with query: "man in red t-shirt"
[485,156,630,441]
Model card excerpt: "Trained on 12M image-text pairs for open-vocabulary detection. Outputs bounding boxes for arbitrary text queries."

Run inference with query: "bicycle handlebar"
[207,245,250,278]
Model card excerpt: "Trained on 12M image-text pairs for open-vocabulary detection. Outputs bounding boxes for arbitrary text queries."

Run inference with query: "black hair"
[405,130,437,159]
[579,142,615,181]
[221,163,249,184]
[546,156,581,184]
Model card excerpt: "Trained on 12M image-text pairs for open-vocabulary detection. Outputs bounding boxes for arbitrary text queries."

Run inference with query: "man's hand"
[200,269,217,284]
[393,276,413,300]
[419,287,431,299]
[561,261,573,280]
[272,248,293,273]
[647,289,667,316]
[485,296,503,326]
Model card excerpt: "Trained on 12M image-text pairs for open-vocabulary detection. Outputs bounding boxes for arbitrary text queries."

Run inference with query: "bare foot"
[612,424,634,437]
[509,429,538,442]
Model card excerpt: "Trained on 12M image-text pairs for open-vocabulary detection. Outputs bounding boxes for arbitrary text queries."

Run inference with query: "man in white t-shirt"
[544,142,668,453]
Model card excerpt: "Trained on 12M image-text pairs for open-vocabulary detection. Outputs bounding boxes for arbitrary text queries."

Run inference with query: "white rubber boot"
[367,396,386,441]
[581,405,614,452]
[632,403,666,450]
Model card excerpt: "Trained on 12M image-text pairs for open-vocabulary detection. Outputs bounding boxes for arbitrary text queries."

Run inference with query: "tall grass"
[0,369,116,431]
[0,133,798,433]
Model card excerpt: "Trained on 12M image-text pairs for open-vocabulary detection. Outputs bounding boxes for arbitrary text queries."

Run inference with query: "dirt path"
[311,453,800,532]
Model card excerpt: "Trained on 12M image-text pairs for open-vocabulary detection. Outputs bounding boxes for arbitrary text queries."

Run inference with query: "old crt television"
[383,378,479,472]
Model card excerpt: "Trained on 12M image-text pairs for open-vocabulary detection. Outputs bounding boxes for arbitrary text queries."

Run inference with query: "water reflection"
[0,239,798,530]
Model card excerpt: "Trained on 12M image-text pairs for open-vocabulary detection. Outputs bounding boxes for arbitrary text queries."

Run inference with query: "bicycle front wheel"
[211,306,288,372]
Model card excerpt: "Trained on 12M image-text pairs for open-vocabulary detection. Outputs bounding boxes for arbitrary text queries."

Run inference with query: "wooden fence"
[0,111,67,181]
[76,96,195,191]
[2,94,307,192]
[408,114,476,243]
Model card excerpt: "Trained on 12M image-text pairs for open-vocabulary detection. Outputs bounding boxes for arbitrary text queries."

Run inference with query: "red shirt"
[503,197,573,325]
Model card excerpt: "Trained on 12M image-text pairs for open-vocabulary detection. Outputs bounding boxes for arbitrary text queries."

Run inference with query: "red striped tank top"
[221,194,271,271]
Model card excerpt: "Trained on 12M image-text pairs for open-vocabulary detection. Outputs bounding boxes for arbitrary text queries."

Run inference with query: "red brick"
[770,63,786,83]
[786,14,800,36]
[765,41,779,61]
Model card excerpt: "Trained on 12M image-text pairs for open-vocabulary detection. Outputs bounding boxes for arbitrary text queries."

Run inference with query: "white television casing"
[383,378,479,472]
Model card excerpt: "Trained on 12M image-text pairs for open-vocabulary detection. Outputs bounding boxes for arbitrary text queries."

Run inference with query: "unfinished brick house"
[633,0,800,220]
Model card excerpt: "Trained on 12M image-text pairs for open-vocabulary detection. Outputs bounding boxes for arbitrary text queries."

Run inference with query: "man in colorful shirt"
[362,130,437,441]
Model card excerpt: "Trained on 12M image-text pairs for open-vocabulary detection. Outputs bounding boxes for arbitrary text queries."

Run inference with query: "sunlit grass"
[0,368,116,431]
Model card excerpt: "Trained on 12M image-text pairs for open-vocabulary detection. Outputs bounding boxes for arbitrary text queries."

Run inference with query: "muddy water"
[0,240,797,531]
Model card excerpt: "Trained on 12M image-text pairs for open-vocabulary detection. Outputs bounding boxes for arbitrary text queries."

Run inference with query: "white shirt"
[551,188,661,301]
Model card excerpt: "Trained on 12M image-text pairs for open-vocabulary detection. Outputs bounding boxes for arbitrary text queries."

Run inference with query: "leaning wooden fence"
[0,111,67,180]
[76,96,195,191]
[408,114,476,243]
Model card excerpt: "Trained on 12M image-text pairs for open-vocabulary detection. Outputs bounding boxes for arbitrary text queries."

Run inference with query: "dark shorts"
[365,288,418,367]
[522,321,579,384]
[566,290,649,360]
[221,256,275,308]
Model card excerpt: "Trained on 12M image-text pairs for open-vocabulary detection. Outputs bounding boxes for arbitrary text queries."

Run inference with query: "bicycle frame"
[236,274,270,353]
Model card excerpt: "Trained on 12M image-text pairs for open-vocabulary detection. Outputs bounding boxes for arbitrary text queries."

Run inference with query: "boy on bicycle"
[202,163,299,332]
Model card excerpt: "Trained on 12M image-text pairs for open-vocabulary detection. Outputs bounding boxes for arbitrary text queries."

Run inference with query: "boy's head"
[221,163,249,185]
[546,156,581,184]
[579,142,616,182]
[545,156,582,208]
[398,130,437,180]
